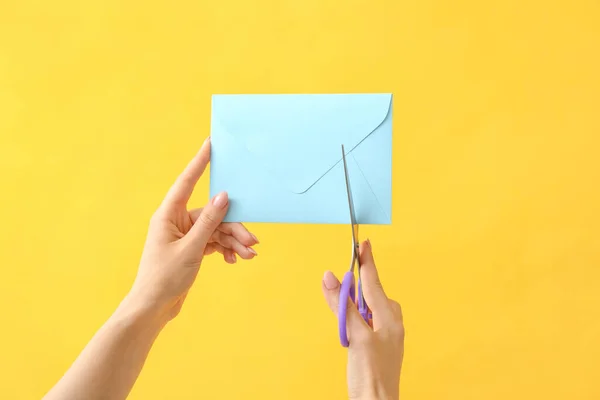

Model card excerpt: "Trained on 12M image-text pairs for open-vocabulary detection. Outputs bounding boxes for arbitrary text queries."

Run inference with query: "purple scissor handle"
[338,145,372,347]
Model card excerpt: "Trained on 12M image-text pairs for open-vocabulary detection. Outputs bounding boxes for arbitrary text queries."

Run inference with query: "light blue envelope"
[209,93,393,225]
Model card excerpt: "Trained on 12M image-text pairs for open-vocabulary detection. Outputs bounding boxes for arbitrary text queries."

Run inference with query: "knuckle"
[215,234,235,250]
[389,300,403,317]
[149,210,164,227]
[365,280,386,300]
[211,230,225,244]
[199,211,217,227]
[389,299,401,311]
[326,298,338,314]
[222,235,236,248]
[238,250,254,260]
[239,233,255,247]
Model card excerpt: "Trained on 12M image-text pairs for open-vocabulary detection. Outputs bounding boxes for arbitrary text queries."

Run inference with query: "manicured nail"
[212,192,228,209]
[250,233,260,244]
[247,247,257,256]
[323,271,339,290]
[198,136,210,154]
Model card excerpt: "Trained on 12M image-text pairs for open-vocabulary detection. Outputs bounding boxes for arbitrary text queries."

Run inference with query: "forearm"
[43,294,166,400]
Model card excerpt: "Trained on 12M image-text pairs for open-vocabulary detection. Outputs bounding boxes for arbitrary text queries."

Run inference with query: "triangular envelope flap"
[213,93,392,194]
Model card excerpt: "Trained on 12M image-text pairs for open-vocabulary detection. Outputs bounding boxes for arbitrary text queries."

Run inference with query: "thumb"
[186,191,229,247]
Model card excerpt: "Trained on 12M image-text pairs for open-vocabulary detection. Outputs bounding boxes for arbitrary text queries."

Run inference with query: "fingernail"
[250,233,259,244]
[199,137,210,153]
[212,192,228,209]
[366,239,371,249]
[230,253,237,263]
[247,247,257,256]
[323,271,339,290]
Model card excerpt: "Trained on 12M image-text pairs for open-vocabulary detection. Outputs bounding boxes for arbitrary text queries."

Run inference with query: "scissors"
[338,144,372,347]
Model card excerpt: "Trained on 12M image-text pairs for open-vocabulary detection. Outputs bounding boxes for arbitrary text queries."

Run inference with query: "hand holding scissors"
[321,145,405,399]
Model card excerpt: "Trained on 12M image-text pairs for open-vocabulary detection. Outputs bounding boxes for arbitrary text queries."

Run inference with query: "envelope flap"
[212,93,392,193]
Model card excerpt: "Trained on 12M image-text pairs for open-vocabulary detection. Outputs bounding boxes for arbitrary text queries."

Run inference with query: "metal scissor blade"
[341,145,369,334]
[341,145,359,258]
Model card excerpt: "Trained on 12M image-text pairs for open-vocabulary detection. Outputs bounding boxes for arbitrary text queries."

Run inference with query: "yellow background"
[1,0,599,399]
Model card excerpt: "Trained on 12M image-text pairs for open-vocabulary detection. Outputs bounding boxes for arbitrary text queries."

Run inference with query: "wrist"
[350,384,399,400]
[124,281,183,322]
[352,394,398,400]
[113,292,170,333]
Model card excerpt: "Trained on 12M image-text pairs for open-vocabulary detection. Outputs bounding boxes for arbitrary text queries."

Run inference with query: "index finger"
[161,137,211,210]
[359,240,393,329]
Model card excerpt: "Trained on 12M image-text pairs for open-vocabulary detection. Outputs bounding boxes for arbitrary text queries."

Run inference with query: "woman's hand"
[44,137,259,400]
[129,137,259,322]
[322,240,404,400]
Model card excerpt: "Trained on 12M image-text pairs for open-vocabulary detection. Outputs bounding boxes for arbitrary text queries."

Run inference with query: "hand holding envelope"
[209,93,393,225]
